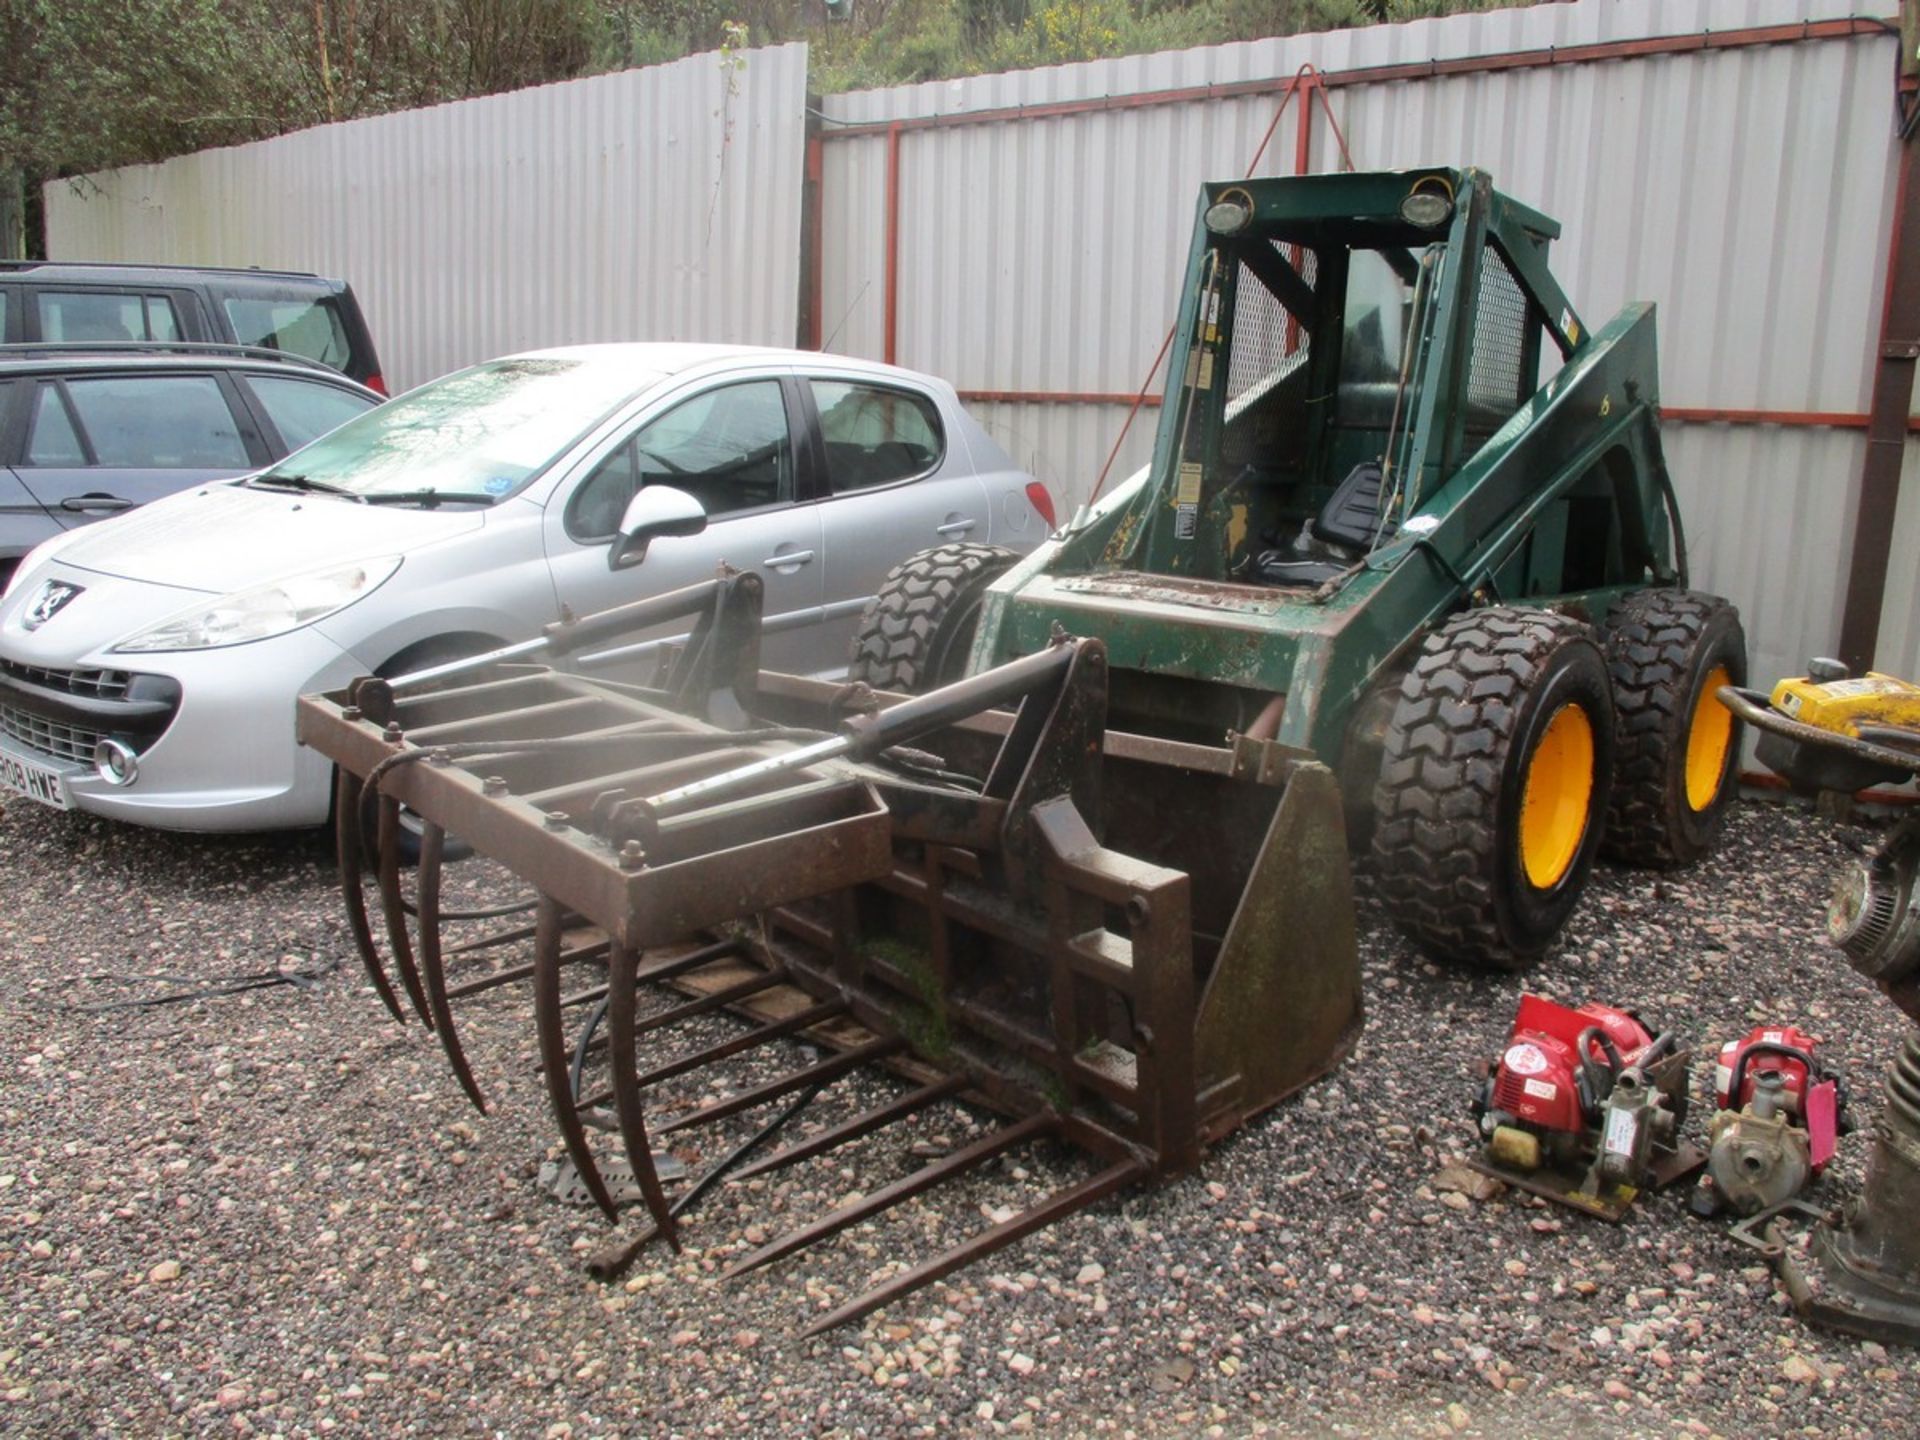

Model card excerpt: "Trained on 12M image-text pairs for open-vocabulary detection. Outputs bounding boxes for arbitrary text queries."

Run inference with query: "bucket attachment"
[295,571,1362,1332]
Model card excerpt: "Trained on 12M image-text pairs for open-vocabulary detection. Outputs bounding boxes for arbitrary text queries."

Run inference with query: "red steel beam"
[1665,406,1920,433]
[1839,131,1920,672]
[884,121,903,365]
[819,17,1889,142]
[802,130,825,350]
[1294,71,1314,176]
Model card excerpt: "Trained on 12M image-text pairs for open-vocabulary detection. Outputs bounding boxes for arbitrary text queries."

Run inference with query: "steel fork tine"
[607,942,681,1250]
[633,999,849,1091]
[632,937,751,986]
[415,821,488,1112]
[444,921,539,957]
[444,961,536,1001]
[532,896,618,1222]
[655,1036,902,1137]
[798,1155,1146,1337]
[727,1075,967,1183]
[374,792,435,1028]
[722,1112,1053,1280]
[334,770,405,1025]
[630,967,790,1040]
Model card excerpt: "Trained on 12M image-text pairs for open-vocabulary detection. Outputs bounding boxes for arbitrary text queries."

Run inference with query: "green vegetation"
[807,0,1517,89]
[857,935,952,1060]
[0,0,1530,254]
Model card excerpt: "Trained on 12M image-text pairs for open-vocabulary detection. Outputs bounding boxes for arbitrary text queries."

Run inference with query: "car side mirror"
[610,485,707,571]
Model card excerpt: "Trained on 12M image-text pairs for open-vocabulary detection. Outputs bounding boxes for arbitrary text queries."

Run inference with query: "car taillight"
[366,373,389,396]
[1024,480,1057,529]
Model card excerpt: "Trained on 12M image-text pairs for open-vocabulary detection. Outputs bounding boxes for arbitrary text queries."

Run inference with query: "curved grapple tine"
[335,768,405,1025]
[375,791,435,1029]
[607,942,681,1250]
[533,895,619,1222]
[416,820,489,1113]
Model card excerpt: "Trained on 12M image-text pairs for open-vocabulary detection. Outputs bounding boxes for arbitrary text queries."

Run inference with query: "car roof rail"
[0,258,327,281]
[0,340,344,376]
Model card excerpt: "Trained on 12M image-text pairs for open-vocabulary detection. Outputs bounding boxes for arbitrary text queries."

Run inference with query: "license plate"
[0,747,74,810]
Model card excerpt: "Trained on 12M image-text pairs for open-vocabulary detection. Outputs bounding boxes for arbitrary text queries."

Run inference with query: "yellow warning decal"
[1176,462,1204,506]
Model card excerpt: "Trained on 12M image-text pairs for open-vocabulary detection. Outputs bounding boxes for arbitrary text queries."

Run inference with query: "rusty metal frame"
[295,573,1362,1332]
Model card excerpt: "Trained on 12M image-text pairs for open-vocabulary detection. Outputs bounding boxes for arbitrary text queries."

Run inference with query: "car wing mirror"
[610,485,707,571]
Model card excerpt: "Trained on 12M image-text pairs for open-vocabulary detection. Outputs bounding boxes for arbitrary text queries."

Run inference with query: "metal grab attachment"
[296,570,1363,1332]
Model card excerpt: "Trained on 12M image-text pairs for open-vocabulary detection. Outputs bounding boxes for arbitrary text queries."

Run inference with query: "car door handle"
[762,548,815,571]
[936,519,977,536]
[60,495,134,514]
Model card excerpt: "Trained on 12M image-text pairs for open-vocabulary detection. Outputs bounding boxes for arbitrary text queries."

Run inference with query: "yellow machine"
[1719,660,1920,797]
[1772,668,1920,738]
[1717,663,1920,1346]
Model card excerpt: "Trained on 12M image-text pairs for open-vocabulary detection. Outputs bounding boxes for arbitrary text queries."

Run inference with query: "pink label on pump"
[1806,1080,1839,1170]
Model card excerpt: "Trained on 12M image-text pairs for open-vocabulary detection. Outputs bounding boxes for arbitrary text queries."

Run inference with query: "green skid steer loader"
[851,167,1747,968]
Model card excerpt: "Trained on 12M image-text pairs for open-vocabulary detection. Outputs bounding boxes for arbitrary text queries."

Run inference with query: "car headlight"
[111,557,401,653]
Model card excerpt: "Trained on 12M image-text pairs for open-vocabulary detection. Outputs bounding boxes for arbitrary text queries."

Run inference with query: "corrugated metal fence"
[815,0,1913,688]
[45,44,812,391]
[42,3,1919,685]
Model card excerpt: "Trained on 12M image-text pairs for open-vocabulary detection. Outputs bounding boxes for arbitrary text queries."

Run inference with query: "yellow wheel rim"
[1685,664,1735,811]
[1520,703,1596,890]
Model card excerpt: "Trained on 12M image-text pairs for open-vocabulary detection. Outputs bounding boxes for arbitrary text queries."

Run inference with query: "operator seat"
[1246,461,1398,586]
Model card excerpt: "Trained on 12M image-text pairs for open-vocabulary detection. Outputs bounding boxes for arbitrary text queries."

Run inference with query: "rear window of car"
[223,296,351,372]
[61,375,248,468]
[24,389,86,466]
[39,291,181,343]
[246,374,377,450]
[810,380,944,493]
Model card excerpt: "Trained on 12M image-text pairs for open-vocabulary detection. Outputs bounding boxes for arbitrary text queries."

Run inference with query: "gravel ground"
[3,796,1917,1438]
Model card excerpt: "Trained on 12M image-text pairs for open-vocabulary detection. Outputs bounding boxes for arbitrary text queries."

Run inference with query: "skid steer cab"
[851,167,1746,970]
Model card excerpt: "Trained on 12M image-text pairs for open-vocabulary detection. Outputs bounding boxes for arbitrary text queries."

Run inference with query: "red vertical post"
[1280,74,1315,357]
[802,130,825,351]
[884,121,903,366]
[1839,133,1920,672]
[1294,73,1315,176]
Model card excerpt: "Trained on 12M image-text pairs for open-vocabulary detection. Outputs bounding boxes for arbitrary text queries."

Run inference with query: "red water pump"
[1692,1024,1842,1217]
[1472,994,1697,1220]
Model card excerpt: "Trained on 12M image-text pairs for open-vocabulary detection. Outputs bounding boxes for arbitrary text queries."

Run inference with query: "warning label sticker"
[1174,462,1202,541]
[1175,462,1204,507]
[1522,1078,1558,1101]
[1818,678,1883,697]
[1503,1043,1550,1077]
[1602,1106,1640,1158]
[1167,468,1198,541]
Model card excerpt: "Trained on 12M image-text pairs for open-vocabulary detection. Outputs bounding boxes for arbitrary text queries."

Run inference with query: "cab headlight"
[111,557,401,653]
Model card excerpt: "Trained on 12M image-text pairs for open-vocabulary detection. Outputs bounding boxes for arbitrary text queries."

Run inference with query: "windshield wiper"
[245,473,366,501]
[361,489,499,508]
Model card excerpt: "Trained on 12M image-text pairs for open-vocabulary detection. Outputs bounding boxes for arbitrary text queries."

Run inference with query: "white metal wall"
[35,8,1917,683]
[818,0,1912,683]
[45,44,812,392]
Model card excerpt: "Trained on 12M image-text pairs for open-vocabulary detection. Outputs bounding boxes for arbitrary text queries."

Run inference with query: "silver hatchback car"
[0,344,1052,831]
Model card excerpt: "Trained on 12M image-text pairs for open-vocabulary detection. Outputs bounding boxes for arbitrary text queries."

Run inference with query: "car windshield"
[253,356,653,500]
